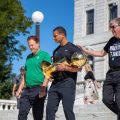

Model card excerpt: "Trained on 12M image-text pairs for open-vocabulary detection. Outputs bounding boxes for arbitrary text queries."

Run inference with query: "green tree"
[0,81,12,99]
[0,0,32,83]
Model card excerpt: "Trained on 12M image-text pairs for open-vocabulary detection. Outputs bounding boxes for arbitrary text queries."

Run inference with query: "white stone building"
[74,0,120,82]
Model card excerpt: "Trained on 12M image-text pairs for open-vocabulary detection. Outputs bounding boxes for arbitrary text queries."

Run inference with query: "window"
[109,3,118,21]
[86,9,94,35]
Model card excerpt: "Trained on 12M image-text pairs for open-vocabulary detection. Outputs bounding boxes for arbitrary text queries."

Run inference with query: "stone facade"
[74,0,120,82]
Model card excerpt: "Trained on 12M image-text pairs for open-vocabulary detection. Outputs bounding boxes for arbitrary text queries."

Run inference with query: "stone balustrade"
[0,79,104,111]
[0,99,17,110]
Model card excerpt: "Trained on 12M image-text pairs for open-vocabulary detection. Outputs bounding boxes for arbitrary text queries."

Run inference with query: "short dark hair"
[53,26,67,36]
[27,36,39,43]
[20,66,25,71]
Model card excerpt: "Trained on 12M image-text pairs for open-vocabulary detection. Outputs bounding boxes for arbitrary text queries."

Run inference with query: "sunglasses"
[109,25,119,29]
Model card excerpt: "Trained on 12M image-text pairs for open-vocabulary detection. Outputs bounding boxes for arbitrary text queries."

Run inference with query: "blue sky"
[12,0,74,74]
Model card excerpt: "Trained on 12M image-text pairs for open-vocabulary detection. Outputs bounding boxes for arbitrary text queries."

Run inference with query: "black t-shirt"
[104,37,120,69]
[52,42,82,86]
[13,74,22,90]
[84,71,95,81]
[13,75,21,85]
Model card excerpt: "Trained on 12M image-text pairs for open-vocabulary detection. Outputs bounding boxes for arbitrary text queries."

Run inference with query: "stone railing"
[0,99,17,110]
[0,79,104,111]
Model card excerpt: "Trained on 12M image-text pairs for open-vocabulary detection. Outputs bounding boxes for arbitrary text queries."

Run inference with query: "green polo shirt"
[25,50,51,87]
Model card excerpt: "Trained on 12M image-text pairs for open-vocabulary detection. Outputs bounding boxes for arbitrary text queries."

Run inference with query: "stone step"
[0,103,117,120]
[0,110,33,120]
[56,102,113,113]
[44,103,117,120]
[55,112,117,120]
[55,116,116,120]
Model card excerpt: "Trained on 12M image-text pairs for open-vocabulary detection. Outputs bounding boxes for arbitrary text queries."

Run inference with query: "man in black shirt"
[12,66,25,109]
[46,26,82,120]
[78,18,120,120]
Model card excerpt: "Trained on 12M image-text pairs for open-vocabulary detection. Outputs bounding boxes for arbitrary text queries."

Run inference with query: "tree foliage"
[0,0,32,83]
[0,81,12,99]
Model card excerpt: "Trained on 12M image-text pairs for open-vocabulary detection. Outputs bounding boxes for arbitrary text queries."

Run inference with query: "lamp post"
[32,11,44,47]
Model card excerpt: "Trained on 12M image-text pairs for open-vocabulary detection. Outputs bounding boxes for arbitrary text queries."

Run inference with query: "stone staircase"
[0,102,117,120]
[0,110,33,120]
[55,103,117,120]
[0,82,117,120]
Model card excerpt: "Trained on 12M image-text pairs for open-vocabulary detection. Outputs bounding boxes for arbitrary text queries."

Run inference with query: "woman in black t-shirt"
[77,18,120,120]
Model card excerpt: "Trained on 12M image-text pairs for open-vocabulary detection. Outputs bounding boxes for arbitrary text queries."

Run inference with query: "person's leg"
[32,95,46,120]
[46,90,61,120]
[18,89,31,120]
[61,87,75,120]
[17,97,20,109]
[102,73,118,114]
[114,79,120,120]
[28,86,46,120]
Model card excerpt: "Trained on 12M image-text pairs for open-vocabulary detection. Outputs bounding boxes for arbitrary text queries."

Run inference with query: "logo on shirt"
[110,44,120,57]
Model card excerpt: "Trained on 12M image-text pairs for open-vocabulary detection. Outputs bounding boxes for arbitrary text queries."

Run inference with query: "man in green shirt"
[16,36,51,120]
